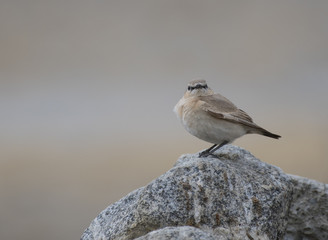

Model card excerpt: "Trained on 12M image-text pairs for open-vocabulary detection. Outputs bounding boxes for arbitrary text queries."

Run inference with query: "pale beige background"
[1,1,327,239]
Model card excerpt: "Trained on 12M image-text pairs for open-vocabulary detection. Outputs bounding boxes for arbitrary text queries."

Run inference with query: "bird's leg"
[199,141,229,158]
[209,140,229,153]
[199,144,217,157]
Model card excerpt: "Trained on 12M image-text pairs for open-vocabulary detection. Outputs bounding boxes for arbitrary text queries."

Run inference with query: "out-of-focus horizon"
[1,1,327,239]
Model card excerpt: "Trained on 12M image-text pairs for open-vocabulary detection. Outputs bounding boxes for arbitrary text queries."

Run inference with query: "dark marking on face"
[188,84,208,91]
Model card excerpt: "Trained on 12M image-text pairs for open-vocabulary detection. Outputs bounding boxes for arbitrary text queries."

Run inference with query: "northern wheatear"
[174,80,281,157]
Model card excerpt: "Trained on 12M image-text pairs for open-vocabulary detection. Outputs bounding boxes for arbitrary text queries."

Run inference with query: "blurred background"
[1,1,327,239]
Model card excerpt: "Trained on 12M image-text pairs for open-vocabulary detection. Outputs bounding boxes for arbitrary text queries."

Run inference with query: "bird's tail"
[260,129,281,139]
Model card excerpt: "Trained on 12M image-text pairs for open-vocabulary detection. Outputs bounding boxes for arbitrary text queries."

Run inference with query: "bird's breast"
[175,98,247,144]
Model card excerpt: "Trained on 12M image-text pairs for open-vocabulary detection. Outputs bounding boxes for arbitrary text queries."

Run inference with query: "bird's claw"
[199,151,218,158]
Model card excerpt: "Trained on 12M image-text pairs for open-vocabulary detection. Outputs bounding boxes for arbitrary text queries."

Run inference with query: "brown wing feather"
[231,109,253,122]
[199,94,281,139]
[199,94,237,112]
[198,94,262,130]
[205,109,263,130]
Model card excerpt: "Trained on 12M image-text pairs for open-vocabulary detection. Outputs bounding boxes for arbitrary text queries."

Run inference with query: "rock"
[284,175,328,240]
[81,145,328,240]
[134,226,217,240]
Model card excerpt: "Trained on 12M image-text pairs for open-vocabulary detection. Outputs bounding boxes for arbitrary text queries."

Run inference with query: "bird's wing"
[199,94,262,130]
[199,94,237,113]
[231,109,253,123]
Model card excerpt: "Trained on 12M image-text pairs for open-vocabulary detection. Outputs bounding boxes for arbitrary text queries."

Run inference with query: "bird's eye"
[188,86,191,91]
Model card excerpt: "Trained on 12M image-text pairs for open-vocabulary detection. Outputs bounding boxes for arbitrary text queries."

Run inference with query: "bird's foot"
[198,150,218,158]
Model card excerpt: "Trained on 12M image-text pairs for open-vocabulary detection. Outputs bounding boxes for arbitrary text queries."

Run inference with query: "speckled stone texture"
[81,145,328,240]
[284,175,328,240]
[134,226,217,240]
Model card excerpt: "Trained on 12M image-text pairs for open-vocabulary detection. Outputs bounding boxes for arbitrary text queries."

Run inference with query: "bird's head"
[185,79,213,97]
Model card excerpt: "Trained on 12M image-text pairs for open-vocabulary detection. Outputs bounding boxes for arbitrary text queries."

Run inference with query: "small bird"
[174,79,281,157]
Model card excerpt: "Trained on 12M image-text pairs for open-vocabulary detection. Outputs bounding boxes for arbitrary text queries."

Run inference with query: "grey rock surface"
[81,145,328,240]
[284,175,328,240]
[134,226,217,240]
